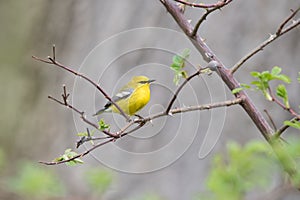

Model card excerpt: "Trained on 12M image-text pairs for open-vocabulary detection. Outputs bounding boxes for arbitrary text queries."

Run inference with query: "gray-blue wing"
[94,88,134,116]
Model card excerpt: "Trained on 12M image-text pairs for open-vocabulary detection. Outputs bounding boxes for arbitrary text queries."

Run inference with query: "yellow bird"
[94,76,155,116]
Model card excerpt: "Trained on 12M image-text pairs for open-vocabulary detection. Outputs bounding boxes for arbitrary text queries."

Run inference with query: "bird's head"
[131,76,155,86]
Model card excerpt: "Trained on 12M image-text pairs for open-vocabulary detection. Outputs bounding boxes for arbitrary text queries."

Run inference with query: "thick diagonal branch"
[160,0,299,181]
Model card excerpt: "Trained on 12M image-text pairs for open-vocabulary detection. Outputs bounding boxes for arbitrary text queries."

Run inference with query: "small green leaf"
[297,72,300,83]
[77,130,94,137]
[261,72,273,82]
[54,149,83,166]
[240,83,251,89]
[275,74,291,83]
[172,55,183,66]
[173,73,181,86]
[232,84,251,94]
[171,63,181,71]
[250,71,260,78]
[276,84,287,98]
[284,120,300,130]
[98,119,110,131]
[181,48,191,59]
[276,84,289,108]
[232,87,244,94]
[271,66,281,75]
[170,48,190,85]
[250,80,261,87]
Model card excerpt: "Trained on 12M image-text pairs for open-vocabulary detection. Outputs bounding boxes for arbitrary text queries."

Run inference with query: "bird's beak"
[147,79,155,83]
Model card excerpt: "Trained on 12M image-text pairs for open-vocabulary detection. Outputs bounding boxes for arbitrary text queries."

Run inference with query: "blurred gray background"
[1,0,299,199]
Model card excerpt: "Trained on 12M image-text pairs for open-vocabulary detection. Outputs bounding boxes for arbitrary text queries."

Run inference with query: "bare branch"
[231,8,300,74]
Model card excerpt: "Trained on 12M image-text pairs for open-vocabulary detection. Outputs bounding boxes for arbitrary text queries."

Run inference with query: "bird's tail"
[93,108,106,116]
[93,107,112,116]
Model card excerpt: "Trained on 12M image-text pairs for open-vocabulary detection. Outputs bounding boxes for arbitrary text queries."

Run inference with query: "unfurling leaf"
[232,87,244,94]
[276,84,290,108]
[271,66,282,75]
[54,149,83,166]
[98,118,110,131]
[284,120,300,130]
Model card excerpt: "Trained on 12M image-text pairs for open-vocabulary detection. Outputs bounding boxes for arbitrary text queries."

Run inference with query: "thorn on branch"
[52,44,56,61]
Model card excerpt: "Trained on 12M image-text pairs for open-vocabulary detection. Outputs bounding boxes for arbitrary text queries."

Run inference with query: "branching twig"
[165,67,202,114]
[39,98,242,165]
[173,0,232,9]
[32,47,130,122]
[231,8,300,74]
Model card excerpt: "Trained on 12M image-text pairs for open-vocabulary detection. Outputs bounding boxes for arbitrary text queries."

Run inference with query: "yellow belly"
[111,84,151,115]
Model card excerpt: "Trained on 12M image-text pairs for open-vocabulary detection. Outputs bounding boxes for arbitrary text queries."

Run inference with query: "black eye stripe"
[138,80,155,84]
[139,80,148,84]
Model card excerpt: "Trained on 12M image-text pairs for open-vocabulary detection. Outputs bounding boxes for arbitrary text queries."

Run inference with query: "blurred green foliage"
[199,141,275,200]
[0,148,5,171]
[198,139,300,199]
[8,162,65,199]
[129,193,163,200]
[85,168,113,195]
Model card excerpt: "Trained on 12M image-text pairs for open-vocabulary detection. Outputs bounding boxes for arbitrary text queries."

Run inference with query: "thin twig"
[48,86,117,138]
[165,68,201,114]
[264,109,277,131]
[231,8,300,74]
[173,0,232,9]
[32,53,130,121]
[39,138,114,165]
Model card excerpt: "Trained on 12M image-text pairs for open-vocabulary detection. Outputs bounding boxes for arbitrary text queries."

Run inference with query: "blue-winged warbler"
[94,76,155,116]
